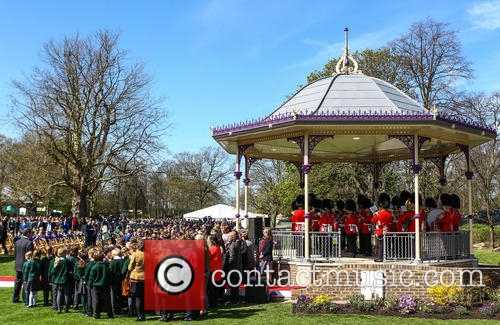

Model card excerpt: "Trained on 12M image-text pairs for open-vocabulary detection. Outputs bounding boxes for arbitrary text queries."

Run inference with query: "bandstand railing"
[381,230,470,262]
[271,230,342,262]
[270,229,471,263]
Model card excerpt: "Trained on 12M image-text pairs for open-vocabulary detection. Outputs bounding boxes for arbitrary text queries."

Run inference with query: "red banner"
[144,240,205,310]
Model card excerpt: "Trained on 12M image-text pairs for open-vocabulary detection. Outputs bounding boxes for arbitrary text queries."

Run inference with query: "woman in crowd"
[128,238,145,321]
[259,227,274,281]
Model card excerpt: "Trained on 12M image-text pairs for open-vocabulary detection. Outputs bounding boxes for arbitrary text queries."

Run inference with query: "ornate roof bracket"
[287,135,333,158]
[428,155,448,185]
[244,156,261,177]
[291,161,304,188]
[237,144,254,166]
[359,161,389,188]
[389,135,431,164]
[458,144,473,179]
[374,161,389,188]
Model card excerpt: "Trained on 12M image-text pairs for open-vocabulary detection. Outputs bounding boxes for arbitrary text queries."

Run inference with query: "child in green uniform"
[88,249,114,319]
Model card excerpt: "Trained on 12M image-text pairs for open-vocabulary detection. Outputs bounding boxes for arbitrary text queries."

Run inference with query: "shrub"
[435,304,451,314]
[380,295,398,311]
[296,295,311,309]
[421,301,437,314]
[374,296,392,311]
[295,294,339,313]
[358,300,376,312]
[455,305,469,316]
[459,276,494,305]
[428,283,460,305]
[347,294,375,312]
[479,302,496,317]
[313,294,333,304]
[347,294,365,307]
[490,288,500,302]
[325,302,340,313]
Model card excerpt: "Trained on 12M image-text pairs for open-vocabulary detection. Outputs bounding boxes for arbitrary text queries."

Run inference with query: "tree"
[249,160,298,226]
[0,135,12,212]
[306,48,413,97]
[452,92,500,247]
[168,147,232,214]
[389,17,473,110]
[11,30,168,219]
[3,133,68,215]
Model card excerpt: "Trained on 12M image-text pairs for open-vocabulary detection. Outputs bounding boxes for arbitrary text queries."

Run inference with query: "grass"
[2,250,499,324]
[1,287,499,325]
[0,255,15,277]
[474,249,500,265]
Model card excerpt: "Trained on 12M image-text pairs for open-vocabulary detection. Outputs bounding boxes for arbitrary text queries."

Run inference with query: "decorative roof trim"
[211,110,496,137]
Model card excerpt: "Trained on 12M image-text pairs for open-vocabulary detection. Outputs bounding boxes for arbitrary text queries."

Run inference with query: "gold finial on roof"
[335,27,360,75]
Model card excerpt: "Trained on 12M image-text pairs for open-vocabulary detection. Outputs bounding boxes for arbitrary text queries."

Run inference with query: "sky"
[1,0,500,156]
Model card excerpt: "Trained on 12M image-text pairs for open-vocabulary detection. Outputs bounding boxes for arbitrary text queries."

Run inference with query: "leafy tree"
[2,133,70,215]
[249,160,299,226]
[306,48,413,97]
[11,30,167,219]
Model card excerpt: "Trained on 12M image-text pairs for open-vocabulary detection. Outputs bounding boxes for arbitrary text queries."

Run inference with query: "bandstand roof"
[212,72,497,163]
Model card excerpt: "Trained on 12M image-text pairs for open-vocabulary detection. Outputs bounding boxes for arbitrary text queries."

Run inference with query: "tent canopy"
[183,204,267,220]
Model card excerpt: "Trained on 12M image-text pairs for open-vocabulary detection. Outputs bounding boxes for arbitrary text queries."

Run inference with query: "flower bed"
[293,284,500,320]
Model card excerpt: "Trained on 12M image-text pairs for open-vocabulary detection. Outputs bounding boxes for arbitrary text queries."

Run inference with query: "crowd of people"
[8,214,274,322]
[4,189,463,320]
[290,191,463,261]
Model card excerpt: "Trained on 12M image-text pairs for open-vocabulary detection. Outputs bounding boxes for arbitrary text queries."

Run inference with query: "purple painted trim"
[235,214,240,218]
[211,110,496,136]
[465,171,474,180]
[243,178,250,186]
[244,214,248,218]
[414,214,420,219]
[302,164,312,174]
[467,214,474,220]
[234,171,242,180]
[412,164,421,174]
[304,213,310,219]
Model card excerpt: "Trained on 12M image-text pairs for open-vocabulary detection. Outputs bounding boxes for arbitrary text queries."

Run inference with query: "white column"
[235,159,242,231]
[303,134,310,260]
[413,134,422,263]
[466,156,474,257]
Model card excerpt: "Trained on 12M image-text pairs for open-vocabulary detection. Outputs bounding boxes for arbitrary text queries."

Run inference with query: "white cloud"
[467,1,500,30]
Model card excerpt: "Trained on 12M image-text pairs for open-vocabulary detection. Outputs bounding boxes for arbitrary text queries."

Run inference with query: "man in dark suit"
[12,228,34,303]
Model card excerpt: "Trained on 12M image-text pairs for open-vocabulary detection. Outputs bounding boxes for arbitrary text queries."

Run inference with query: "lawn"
[1,251,499,324]
[473,249,500,266]
[0,287,499,325]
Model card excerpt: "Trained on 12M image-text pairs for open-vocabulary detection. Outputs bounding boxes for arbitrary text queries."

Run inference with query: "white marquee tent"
[183,204,268,227]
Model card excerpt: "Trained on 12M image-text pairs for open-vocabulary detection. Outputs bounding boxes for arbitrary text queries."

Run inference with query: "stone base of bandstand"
[270,257,500,302]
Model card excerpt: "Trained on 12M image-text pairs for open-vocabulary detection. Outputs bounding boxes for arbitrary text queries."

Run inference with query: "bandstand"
[211,29,498,300]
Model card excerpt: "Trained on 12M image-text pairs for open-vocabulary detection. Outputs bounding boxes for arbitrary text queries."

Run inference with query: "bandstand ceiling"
[212,73,496,163]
